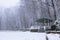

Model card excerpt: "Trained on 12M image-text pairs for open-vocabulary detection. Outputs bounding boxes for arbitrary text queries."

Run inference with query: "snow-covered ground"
[0,31,46,40]
[1,31,60,40]
[47,33,60,40]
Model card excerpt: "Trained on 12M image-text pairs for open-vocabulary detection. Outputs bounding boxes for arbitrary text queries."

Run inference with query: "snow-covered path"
[0,31,46,40]
[47,33,60,40]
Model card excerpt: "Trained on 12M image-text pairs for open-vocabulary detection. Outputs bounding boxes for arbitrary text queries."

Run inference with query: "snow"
[1,31,60,40]
[0,31,46,40]
[47,33,60,40]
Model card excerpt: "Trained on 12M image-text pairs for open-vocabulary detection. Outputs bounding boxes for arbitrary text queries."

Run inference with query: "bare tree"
[51,0,57,20]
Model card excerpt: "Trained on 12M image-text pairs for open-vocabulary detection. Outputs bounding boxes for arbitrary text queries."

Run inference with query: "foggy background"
[0,0,60,31]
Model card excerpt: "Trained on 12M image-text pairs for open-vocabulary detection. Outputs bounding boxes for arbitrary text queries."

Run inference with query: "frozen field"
[0,31,46,40]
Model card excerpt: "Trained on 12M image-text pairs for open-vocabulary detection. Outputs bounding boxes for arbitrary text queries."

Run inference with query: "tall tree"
[51,0,57,20]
